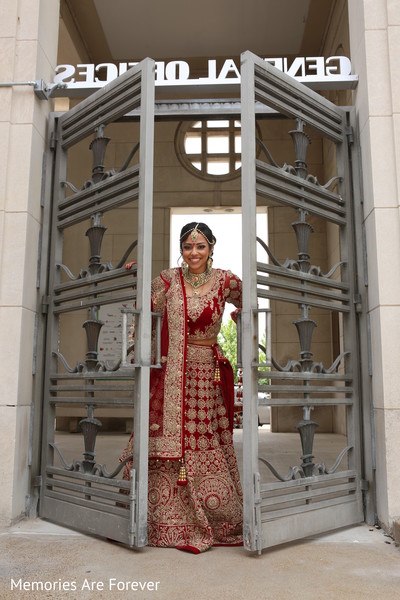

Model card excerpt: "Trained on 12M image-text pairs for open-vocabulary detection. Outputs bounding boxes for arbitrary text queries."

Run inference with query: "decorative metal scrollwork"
[53,343,134,374]
[58,126,140,280]
[256,118,351,481]
[51,442,133,478]
[270,351,349,374]
[256,235,346,279]
[259,445,352,482]
[56,214,138,280]
[61,125,140,192]
[257,119,343,190]
[51,403,132,477]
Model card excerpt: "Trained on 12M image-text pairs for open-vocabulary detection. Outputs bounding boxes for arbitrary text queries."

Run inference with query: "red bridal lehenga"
[119,267,243,553]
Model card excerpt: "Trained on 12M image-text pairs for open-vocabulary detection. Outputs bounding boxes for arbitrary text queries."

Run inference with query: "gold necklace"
[182,266,213,289]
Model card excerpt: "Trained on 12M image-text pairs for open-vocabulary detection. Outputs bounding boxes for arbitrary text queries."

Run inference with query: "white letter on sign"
[218,59,240,81]
[165,61,190,81]
[54,64,76,84]
[155,61,165,82]
[305,57,325,77]
[76,64,95,84]
[325,56,352,76]
[95,63,118,83]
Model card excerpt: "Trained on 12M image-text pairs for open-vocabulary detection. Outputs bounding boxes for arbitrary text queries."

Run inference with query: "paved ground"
[1,519,399,600]
[2,432,399,599]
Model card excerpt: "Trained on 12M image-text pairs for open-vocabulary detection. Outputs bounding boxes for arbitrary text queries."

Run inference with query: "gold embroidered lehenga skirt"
[121,344,243,553]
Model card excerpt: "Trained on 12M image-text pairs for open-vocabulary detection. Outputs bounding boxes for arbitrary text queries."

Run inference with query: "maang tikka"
[190,224,199,241]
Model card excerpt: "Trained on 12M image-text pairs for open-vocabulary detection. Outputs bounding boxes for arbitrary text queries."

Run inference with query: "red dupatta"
[148,269,187,460]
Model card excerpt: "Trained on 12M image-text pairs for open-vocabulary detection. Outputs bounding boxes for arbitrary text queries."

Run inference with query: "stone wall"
[0,0,60,526]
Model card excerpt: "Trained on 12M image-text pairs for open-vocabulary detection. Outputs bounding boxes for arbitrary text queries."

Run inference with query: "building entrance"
[37,53,372,551]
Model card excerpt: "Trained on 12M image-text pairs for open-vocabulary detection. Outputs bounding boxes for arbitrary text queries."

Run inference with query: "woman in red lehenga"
[120,222,243,553]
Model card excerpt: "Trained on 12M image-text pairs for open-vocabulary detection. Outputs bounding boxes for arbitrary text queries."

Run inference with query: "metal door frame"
[38,58,155,546]
[240,51,373,552]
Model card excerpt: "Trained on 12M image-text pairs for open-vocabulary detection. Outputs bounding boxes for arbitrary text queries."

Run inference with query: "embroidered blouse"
[186,269,242,341]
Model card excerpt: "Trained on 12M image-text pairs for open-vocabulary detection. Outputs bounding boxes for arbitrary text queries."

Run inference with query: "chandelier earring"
[207,248,214,272]
[181,258,189,275]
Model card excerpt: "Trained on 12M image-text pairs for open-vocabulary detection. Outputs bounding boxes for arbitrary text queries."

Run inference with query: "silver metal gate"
[240,51,368,552]
[39,59,155,546]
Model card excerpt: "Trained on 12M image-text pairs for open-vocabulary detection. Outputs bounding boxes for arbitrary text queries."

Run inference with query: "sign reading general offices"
[53,56,358,97]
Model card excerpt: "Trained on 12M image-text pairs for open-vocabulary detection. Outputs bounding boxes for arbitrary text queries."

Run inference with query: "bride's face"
[181,231,210,273]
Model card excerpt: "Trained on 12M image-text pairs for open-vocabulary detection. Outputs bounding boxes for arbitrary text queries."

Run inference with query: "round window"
[175,119,243,182]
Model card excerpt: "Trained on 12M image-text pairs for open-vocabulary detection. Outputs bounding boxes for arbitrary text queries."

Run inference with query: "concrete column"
[0,0,60,526]
[348,0,400,534]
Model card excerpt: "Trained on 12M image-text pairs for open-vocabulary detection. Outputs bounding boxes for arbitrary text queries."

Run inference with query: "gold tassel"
[177,458,188,486]
[213,363,221,384]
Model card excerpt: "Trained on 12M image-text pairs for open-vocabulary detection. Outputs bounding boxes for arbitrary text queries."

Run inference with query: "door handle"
[152,311,162,368]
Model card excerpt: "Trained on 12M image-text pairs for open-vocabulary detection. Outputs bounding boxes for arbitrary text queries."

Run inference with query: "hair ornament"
[190,224,199,241]
[180,224,214,246]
